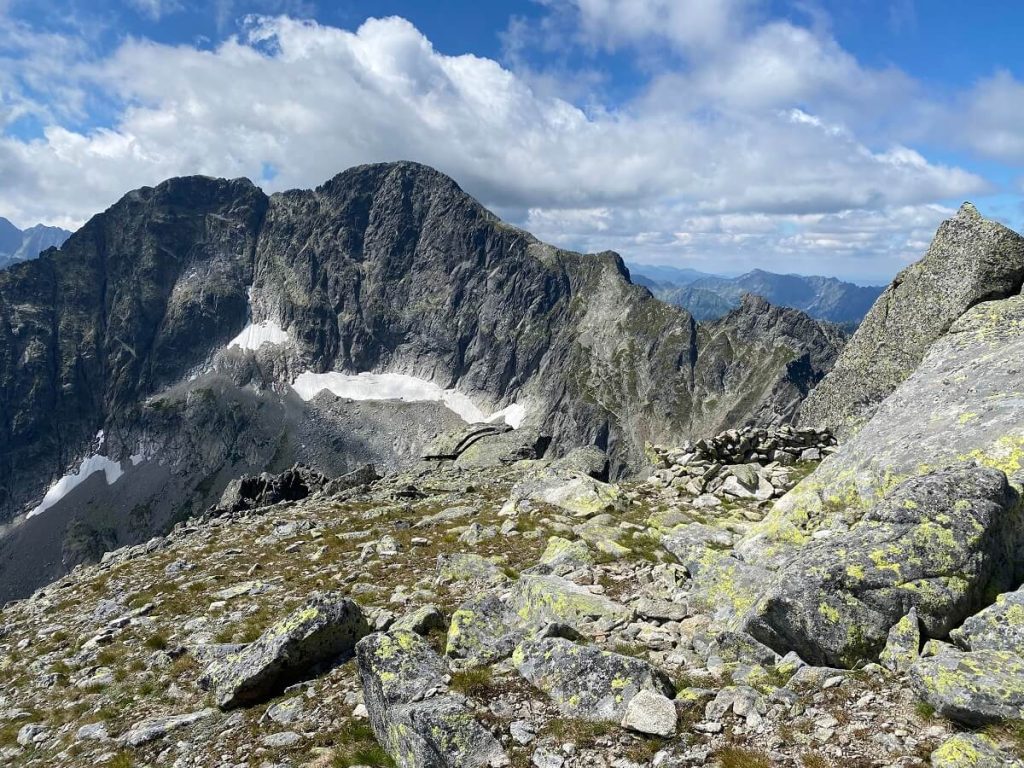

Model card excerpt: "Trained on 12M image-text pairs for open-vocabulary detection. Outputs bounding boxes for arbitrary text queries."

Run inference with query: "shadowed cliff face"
[0,162,841,598]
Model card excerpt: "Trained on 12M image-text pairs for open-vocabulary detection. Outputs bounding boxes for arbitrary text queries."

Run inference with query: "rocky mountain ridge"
[0,217,71,271]
[631,265,883,325]
[0,162,843,601]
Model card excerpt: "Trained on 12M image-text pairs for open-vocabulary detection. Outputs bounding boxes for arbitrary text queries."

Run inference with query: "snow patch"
[291,371,526,426]
[28,452,125,519]
[488,402,528,429]
[227,320,290,351]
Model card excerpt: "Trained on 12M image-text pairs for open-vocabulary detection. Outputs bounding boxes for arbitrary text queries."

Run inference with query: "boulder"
[446,595,523,667]
[446,575,633,667]
[357,630,509,768]
[662,524,734,579]
[744,464,1021,667]
[213,464,328,515]
[201,593,368,709]
[509,575,633,630]
[453,428,551,469]
[120,708,217,747]
[505,470,621,518]
[910,648,1024,726]
[392,605,447,636]
[620,689,677,737]
[930,733,1024,768]
[537,536,595,572]
[879,608,921,673]
[513,637,674,722]
[436,553,510,588]
[687,555,771,627]
[551,446,610,481]
[951,587,1024,652]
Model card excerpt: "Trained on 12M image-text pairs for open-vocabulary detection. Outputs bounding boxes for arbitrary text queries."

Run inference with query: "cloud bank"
[0,2,1018,281]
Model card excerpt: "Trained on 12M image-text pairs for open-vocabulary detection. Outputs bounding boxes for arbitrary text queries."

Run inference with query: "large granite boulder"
[513,637,675,722]
[801,202,1024,437]
[201,593,368,709]
[356,630,509,768]
[446,574,634,667]
[951,587,1024,652]
[743,464,1022,667]
[742,294,1024,570]
[910,648,1024,726]
[930,733,1024,768]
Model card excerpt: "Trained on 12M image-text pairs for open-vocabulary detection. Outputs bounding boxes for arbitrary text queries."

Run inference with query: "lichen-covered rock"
[687,555,770,627]
[356,630,509,768]
[801,202,1024,437]
[573,515,632,558]
[202,593,368,709]
[452,428,551,469]
[930,733,1024,768]
[509,575,634,630]
[513,637,674,722]
[537,536,595,572]
[910,648,1024,726]
[446,595,523,667]
[951,587,1024,652]
[746,294,1024,570]
[392,604,447,636]
[662,523,734,578]
[879,608,921,673]
[744,464,1021,667]
[446,574,633,667]
[436,553,511,588]
[505,470,621,518]
[551,446,610,481]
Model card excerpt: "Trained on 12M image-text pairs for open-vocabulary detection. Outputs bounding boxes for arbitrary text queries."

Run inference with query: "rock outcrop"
[200,593,368,708]
[800,202,1024,436]
[743,464,1022,667]
[356,630,509,767]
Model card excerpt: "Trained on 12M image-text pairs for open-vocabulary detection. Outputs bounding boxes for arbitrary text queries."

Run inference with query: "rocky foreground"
[4,422,1022,768]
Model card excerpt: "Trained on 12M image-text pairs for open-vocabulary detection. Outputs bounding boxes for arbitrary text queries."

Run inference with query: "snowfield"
[28,452,124,519]
[227,320,290,351]
[291,371,526,428]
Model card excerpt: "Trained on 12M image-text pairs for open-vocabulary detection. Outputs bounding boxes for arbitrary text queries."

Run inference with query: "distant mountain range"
[0,217,72,270]
[629,264,884,325]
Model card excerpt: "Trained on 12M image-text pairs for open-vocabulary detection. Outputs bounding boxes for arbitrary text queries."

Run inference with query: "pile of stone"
[646,425,837,502]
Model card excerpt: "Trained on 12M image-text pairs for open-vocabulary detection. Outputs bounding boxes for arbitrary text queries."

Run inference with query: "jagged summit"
[800,201,1024,436]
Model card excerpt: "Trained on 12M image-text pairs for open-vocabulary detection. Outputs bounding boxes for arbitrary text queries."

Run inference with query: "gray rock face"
[742,293,1024,572]
[743,464,1022,668]
[356,630,509,768]
[513,637,674,722]
[801,203,1024,436]
[212,463,329,515]
[201,593,368,708]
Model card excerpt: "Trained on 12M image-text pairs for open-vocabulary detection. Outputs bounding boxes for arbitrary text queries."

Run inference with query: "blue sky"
[1,0,1021,283]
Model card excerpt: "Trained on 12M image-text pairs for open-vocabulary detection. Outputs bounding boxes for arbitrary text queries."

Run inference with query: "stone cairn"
[646,424,837,504]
